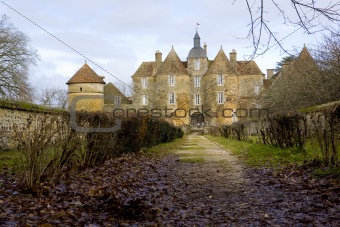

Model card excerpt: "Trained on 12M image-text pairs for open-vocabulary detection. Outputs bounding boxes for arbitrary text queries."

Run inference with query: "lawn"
[0,150,23,171]
[205,135,312,169]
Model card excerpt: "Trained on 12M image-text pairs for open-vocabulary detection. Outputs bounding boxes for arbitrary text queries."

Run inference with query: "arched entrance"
[191,112,204,128]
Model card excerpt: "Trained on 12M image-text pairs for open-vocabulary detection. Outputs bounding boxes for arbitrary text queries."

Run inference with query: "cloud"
[2,0,326,95]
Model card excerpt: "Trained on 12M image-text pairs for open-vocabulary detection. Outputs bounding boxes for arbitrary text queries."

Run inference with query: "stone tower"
[187,31,208,75]
[66,63,106,111]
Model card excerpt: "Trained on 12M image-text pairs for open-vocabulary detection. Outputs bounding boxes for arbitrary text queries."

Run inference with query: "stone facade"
[0,108,32,149]
[130,31,264,127]
[67,31,265,127]
[67,63,106,112]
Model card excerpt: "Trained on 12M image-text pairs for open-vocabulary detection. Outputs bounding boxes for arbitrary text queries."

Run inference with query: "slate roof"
[187,31,207,58]
[131,62,156,77]
[66,63,105,84]
[155,47,189,75]
[206,48,233,74]
[188,47,207,58]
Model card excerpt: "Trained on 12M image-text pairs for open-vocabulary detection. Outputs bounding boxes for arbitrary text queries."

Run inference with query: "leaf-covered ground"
[0,133,339,226]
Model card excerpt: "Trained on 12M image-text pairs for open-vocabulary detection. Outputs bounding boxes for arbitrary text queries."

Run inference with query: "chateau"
[67,31,267,127]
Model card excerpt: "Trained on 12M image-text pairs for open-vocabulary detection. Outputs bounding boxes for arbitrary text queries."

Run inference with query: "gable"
[206,49,233,74]
[104,82,131,104]
[131,62,156,77]
[237,61,263,75]
[155,48,188,75]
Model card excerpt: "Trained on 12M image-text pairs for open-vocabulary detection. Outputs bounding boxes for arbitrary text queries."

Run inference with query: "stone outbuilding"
[66,62,106,111]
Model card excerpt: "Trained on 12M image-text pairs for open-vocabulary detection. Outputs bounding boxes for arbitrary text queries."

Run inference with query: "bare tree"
[313,30,340,102]
[37,87,68,108]
[55,89,68,109]
[262,30,340,113]
[238,0,340,58]
[0,15,38,99]
[113,80,133,97]
[37,88,59,107]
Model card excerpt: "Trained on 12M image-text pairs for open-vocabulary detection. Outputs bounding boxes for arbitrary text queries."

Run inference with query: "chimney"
[155,50,162,69]
[229,49,237,71]
[266,69,274,79]
[203,42,207,55]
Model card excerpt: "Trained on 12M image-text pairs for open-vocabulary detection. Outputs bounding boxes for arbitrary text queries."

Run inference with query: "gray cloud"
[1,0,325,93]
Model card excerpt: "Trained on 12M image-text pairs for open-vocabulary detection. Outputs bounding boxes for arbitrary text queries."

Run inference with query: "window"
[194,94,200,105]
[80,87,83,91]
[194,76,200,87]
[169,75,175,86]
[142,94,148,106]
[114,96,121,105]
[217,75,223,86]
[255,85,260,95]
[141,77,147,88]
[217,92,224,104]
[169,92,175,104]
[194,59,200,70]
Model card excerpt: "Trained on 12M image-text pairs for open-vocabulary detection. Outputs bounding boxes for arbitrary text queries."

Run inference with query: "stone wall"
[0,107,39,150]
[0,100,67,150]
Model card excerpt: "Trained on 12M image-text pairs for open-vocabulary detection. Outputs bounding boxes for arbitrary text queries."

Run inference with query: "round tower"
[66,62,106,111]
[187,31,208,75]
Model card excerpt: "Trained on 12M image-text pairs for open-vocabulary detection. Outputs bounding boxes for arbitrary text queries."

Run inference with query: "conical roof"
[156,47,188,75]
[294,46,317,68]
[187,31,207,59]
[66,63,105,84]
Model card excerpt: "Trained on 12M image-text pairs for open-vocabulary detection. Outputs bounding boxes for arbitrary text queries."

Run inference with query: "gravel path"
[163,132,339,226]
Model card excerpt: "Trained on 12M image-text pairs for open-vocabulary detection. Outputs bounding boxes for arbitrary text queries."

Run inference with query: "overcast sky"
[1,0,330,94]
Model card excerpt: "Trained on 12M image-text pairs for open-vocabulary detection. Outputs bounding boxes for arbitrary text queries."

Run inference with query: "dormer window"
[194,59,200,70]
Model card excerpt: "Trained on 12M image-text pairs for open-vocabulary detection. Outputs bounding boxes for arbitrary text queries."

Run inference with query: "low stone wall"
[0,108,34,150]
[0,100,64,150]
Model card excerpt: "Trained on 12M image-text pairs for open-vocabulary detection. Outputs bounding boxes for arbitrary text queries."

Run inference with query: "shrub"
[257,114,307,151]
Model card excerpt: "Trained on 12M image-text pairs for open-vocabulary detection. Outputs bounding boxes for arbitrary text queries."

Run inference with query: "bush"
[13,112,82,190]
[13,111,184,190]
[257,114,307,151]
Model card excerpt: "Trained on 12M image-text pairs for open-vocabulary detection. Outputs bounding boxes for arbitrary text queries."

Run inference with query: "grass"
[313,167,340,177]
[205,135,310,169]
[206,135,340,178]
[142,136,187,157]
[0,150,23,172]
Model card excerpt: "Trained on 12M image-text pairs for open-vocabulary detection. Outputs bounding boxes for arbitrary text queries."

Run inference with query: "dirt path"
[0,133,338,226]
[162,132,339,226]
